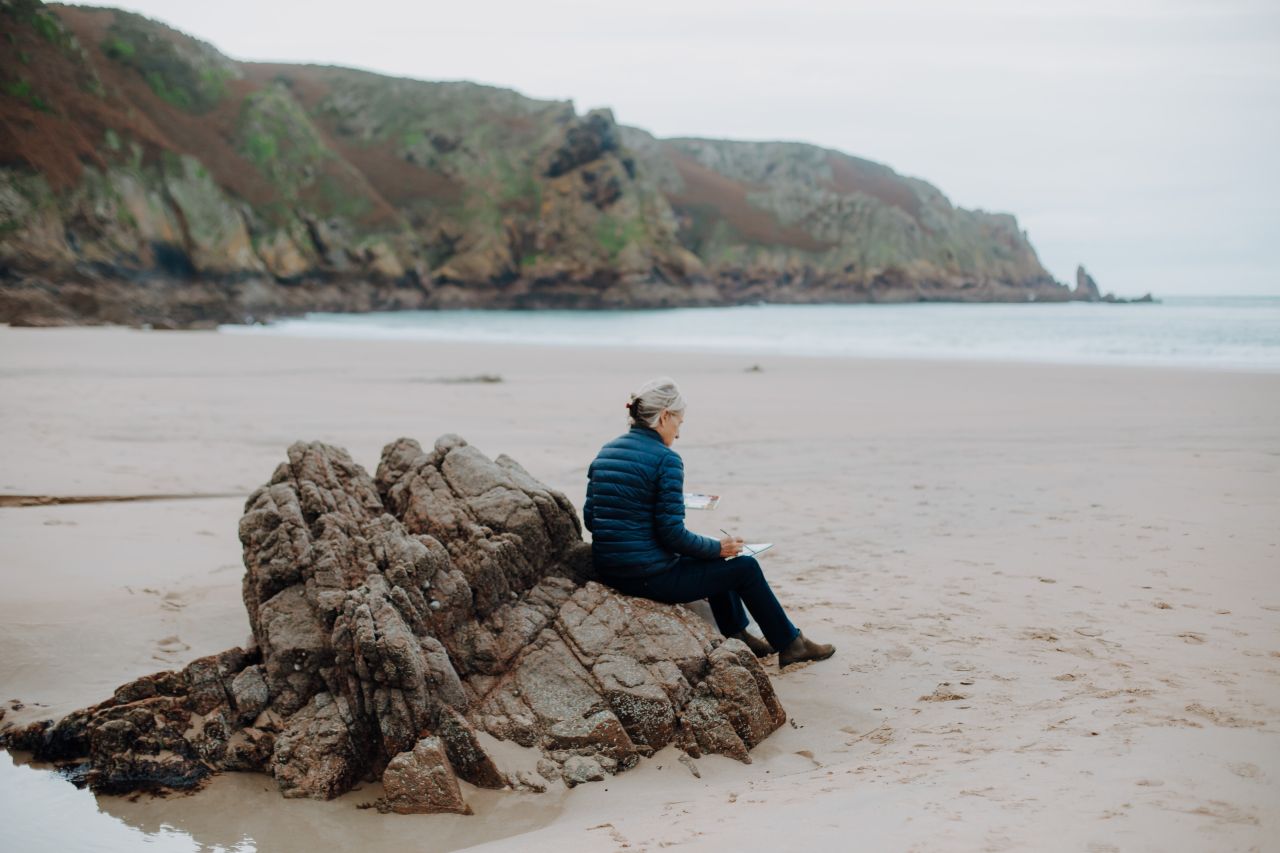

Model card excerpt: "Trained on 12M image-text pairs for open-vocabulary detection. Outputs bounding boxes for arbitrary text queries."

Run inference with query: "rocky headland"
[0,435,786,812]
[0,1,1151,328]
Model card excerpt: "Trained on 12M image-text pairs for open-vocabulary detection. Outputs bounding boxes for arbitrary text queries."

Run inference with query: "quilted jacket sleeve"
[654,452,722,559]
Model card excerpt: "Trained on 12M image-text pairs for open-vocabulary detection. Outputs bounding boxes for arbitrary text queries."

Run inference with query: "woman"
[583,377,835,669]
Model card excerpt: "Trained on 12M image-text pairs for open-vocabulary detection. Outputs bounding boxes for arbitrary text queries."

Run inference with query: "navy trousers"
[603,554,800,651]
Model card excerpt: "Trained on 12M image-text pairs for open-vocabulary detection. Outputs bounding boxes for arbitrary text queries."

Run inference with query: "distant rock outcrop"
[1074,265,1103,301]
[0,1,1142,327]
[1,436,785,811]
[1072,264,1155,304]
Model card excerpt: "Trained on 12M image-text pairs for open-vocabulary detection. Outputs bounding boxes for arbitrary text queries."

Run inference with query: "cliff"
[0,1,1111,327]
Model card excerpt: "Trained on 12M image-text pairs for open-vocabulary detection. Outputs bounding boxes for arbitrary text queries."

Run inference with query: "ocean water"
[219,297,1280,372]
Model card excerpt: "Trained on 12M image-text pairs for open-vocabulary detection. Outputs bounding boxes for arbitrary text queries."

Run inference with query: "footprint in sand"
[1185,703,1264,728]
[920,683,968,702]
[883,645,914,661]
[156,635,190,653]
[794,749,822,767]
[585,823,631,847]
[160,592,187,612]
[1177,631,1206,644]
[1182,800,1260,826]
[1227,762,1262,780]
[840,724,893,745]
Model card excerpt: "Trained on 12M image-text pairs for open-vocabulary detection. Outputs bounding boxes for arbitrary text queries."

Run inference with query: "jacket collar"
[629,425,664,443]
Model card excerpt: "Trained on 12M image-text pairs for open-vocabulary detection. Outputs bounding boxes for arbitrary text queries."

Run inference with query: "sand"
[1,326,1277,852]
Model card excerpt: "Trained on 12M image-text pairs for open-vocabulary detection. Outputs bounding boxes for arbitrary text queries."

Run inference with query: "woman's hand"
[720,536,744,558]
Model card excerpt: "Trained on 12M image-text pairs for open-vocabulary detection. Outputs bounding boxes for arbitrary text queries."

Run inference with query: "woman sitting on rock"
[584,377,834,669]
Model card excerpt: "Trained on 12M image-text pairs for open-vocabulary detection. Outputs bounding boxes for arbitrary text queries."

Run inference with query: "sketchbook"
[741,543,774,557]
[683,492,721,511]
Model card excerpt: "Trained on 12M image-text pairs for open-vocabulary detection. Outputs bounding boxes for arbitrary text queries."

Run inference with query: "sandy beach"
[1,326,1277,852]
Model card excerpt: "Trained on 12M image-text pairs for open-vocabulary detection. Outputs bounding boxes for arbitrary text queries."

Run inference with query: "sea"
[218,296,1280,372]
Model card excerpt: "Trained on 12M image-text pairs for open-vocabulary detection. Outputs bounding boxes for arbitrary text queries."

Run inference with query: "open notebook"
[682,493,771,555]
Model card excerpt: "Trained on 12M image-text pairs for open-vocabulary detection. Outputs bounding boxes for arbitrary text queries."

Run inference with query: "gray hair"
[627,377,686,429]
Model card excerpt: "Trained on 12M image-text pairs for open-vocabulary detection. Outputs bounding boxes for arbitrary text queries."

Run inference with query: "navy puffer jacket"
[584,426,721,577]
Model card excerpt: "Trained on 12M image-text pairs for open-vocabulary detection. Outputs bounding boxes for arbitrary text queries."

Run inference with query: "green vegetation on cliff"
[98,9,233,112]
[0,1,1084,326]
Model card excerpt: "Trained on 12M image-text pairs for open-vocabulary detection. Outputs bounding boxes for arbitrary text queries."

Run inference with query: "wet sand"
[1,326,1278,851]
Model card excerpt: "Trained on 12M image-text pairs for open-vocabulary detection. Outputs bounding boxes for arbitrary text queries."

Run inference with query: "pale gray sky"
[108,0,1280,296]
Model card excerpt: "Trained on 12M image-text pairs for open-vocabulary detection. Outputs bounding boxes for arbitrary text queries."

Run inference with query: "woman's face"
[656,408,684,447]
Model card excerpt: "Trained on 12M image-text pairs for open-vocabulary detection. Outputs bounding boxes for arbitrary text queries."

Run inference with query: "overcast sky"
[110,0,1280,296]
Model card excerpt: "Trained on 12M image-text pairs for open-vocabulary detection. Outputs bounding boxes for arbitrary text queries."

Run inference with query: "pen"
[720,529,754,556]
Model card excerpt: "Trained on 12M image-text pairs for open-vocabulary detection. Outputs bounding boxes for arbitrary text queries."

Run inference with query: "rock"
[379,737,471,815]
[256,229,312,280]
[436,706,505,789]
[545,709,639,761]
[5,435,786,810]
[513,769,547,793]
[1073,264,1102,301]
[270,692,365,800]
[230,665,269,723]
[545,109,620,178]
[223,727,274,771]
[678,752,702,778]
[1071,264,1151,304]
[561,755,606,787]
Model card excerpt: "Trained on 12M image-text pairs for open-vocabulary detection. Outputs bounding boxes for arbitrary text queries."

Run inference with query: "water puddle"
[0,749,564,852]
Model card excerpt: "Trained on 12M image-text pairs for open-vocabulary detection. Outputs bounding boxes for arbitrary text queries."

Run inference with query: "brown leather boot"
[778,632,835,669]
[730,630,775,658]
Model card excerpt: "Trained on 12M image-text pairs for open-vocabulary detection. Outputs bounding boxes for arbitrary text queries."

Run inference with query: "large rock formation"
[1,436,786,812]
[0,1,1130,327]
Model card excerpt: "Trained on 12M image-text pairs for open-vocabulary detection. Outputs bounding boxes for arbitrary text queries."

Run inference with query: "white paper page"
[683,492,720,510]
